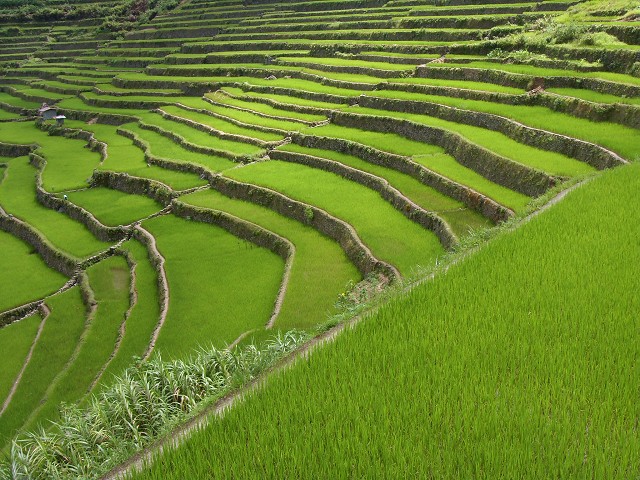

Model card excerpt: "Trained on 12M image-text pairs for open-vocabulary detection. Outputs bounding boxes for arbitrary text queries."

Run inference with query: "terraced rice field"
[0,0,638,476]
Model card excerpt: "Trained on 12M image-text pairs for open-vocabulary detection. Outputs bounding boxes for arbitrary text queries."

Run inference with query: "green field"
[0,0,637,476]
[0,229,67,312]
[143,215,285,357]
[130,158,640,480]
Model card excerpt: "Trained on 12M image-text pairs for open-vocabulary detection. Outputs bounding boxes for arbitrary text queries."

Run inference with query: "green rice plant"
[348,100,596,177]
[23,256,131,432]
[310,115,530,211]
[57,97,148,117]
[277,55,416,71]
[407,150,532,212]
[371,92,640,161]
[142,214,285,358]
[64,188,161,227]
[8,85,74,102]
[79,91,195,107]
[426,60,640,86]
[306,122,443,157]
[0,157,110,258]
[225,160,444,274]
[223,88,348,110]
[95,84,183,95]
[0,287,86,450]
[182,188,361,330]
[120,123,235,173]
[126,160,640,480]
[137,112,264,157]
[2,330,308,479]
[546,87,640,105]
[0,110,20,120]
[201,92,327,123]
[0,121,102,192]
[0,312,41,406]
[77,122,207,191]
[390,76,524,94]
[159,105,285,142]
[29,80,92,94]
[278,143,493,236]
[0,227,67,312]
[96,239,161,386]
[0,92,39,109]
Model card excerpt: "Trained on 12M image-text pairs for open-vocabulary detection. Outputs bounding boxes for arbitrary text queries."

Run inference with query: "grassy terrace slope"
[131,160,640,480]
[0,0,638,474]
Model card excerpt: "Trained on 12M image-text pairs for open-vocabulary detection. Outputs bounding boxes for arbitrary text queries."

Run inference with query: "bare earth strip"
[0,304,50,417]
[136,225,170,361]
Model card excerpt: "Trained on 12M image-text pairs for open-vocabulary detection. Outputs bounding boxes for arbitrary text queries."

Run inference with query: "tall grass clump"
[0,330,308,480]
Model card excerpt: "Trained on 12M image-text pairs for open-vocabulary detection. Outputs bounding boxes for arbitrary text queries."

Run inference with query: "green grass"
[0,287,86,449]
[64,187,161,227]
[277,143,493,236]
[25,256,131,431]
[130,159,640,480]
[142,215,284,358]
[181,188,360,330]
[225,160,444,274]
[0,121,102,191]
[0,157,111,259]
[0,313,41,407]
[0,229,67,312]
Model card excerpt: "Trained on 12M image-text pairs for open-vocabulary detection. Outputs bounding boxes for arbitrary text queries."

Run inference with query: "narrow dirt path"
[0,304,50,417]
[227,329,255,350]
[136,225,170,361]
[266,244,295,329]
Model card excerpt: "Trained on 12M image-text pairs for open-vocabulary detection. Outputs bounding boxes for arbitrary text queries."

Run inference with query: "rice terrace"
[0,0,638,476]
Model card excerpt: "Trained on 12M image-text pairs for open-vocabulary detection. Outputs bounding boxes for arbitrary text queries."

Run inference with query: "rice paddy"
[0,0,637,476]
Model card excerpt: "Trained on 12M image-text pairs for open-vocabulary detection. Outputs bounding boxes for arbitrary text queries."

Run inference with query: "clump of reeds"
[1,329,308,480]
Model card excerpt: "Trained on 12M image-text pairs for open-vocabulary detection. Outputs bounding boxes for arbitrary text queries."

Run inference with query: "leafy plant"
[1,331,308,480]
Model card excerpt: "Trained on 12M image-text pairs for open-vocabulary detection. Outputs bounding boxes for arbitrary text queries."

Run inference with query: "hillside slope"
[130,161,640,478]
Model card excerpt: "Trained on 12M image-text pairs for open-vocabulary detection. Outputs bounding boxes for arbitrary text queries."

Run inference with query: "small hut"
[37,103,58,121]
